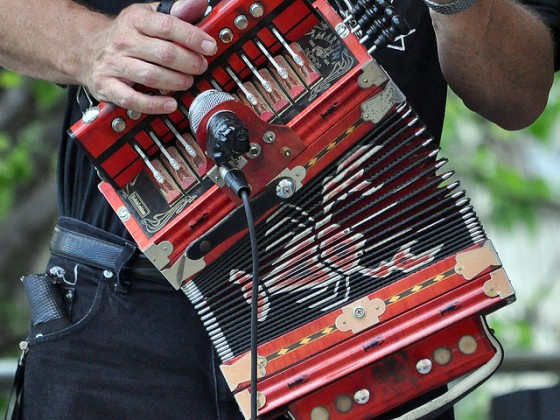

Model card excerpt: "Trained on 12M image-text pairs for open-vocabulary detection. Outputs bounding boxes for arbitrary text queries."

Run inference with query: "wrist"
[69,13,113,86]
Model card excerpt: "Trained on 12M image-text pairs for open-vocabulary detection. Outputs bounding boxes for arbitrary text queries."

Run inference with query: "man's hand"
[79,0,217,114]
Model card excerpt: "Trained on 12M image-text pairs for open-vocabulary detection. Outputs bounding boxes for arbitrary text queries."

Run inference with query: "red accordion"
[69,0,515,418]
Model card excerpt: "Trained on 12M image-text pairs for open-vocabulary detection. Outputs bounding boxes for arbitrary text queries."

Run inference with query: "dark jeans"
[21,218,242,419]
[19,218,454,419]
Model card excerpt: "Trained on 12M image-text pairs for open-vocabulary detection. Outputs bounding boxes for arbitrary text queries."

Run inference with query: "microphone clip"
[205,109,251,198]
[206,110,251,166]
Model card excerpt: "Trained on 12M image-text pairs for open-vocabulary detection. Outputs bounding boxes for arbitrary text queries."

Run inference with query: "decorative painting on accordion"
[184,103,483,362]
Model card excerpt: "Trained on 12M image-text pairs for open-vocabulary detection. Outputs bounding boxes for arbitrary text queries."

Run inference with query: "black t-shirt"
[58,0,560,238]
[525,0,560,70]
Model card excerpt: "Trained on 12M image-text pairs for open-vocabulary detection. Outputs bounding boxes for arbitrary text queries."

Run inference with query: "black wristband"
[157,0,176,15]
[423,0,476,14]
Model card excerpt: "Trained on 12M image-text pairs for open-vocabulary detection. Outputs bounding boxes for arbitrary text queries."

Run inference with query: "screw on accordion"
[68,0,515,418]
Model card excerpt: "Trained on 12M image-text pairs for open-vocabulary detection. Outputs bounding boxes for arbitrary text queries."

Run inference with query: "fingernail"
[200,56,208,72]
[164,100,177,113]
[168,0,185,14]
[201,39,217,55]
[185,75,194,88]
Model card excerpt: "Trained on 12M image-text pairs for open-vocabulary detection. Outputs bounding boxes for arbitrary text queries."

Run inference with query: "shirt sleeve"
[521,0,560,70]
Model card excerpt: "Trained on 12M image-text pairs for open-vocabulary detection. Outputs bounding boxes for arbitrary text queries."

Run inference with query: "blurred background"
[0,70,558,418]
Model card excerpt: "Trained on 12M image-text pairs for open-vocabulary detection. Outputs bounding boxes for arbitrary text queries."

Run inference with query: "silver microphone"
[188,89,236,136]
[188,89,251,196]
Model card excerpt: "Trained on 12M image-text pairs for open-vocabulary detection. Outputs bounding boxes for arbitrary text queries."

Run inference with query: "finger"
[109,55,196,92]
[169,0,208,23]
[102,79,179,114]
[142,4,217,55]
[120,37,209,76]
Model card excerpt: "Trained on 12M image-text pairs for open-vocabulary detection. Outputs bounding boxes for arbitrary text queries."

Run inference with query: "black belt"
[50,224,167,283]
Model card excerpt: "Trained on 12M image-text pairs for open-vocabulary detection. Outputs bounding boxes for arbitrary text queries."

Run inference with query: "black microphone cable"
[188,90,260,417]
[240,188,260,420]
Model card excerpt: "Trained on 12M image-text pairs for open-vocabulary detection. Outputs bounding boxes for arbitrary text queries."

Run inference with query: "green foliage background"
[0,70,65,412]
[441,75,560,230]
[0,72,62,220]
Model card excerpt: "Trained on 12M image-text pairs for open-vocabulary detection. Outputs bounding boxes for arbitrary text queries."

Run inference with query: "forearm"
[0,0,110,85]
[431,0,555,129]
[0,0,215,114]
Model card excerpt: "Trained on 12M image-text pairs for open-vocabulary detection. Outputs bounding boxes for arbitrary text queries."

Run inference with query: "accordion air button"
[219,28,234,43]
[81,106,100,123]
[249,2,264,17]
[234,15,249,30]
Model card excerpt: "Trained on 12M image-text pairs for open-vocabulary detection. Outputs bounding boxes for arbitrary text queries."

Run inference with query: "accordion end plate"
[221,352,267,391]
[484,268,515,299]
[454,240,501,281]
[143,240,173,269]
[143,242,205,289]
[335,297,386,334]
[358,61,389,89]
[234,388,266,420]
[360,81,405,124]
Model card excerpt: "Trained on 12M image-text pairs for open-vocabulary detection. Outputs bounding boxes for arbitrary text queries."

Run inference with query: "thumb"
[169,0,209,23]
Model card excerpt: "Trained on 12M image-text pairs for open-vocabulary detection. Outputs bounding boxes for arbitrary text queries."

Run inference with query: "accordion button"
[219,28,234,43]
[249,2,264,18]
[334,394,354,413]
[234,15,249,30]
[127,109,142,120]
[433,346,453,366]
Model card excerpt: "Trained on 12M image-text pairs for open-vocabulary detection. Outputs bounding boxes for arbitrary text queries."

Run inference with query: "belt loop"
[112,242,137,294]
